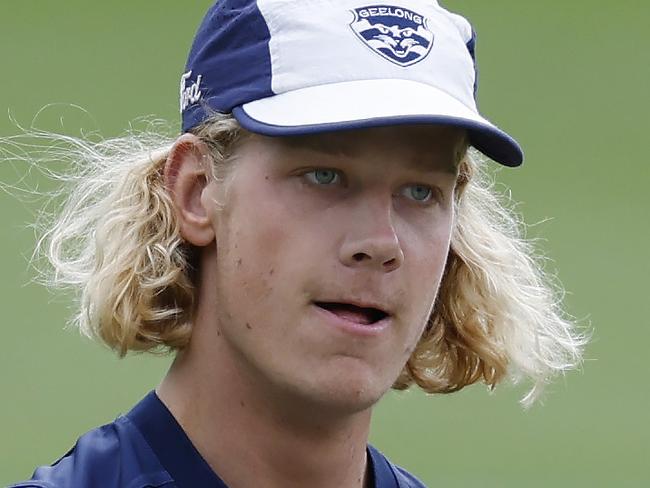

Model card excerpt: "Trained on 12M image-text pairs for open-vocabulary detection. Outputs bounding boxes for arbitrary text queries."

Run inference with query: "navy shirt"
[10,391,426,487]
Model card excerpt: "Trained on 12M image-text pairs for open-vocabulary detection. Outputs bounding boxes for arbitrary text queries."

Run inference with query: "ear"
[164,133,215,247]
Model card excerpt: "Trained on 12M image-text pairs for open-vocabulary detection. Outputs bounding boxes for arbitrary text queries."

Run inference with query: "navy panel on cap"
[466,28,479,99]
[182,0,273,132]
[233,107,524,167]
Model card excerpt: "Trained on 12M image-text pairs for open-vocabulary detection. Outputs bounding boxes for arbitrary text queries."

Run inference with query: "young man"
[10,1,584,487]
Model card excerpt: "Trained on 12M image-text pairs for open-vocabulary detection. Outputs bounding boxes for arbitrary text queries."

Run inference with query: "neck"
[157,309,373,488]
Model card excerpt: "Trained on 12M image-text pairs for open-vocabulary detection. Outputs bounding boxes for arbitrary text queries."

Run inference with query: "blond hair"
[3,114,587,407]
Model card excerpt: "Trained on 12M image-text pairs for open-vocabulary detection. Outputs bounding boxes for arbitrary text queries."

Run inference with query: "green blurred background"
[1,1,648,486]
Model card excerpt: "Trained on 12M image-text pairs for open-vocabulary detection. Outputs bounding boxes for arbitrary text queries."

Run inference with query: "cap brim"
[232,79,523,167]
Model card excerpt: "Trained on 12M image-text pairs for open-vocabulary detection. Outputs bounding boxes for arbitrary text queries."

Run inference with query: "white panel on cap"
[242,78,491,127]
[255,0,477,111]
[445,11,473,43]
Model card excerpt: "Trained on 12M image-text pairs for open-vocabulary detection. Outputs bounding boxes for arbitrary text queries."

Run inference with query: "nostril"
[352,252,369,262]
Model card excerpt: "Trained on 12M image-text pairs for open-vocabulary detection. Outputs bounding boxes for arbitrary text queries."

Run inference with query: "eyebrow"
[281,135,356,158]
[279,135,463,175]
[402,155,460,175]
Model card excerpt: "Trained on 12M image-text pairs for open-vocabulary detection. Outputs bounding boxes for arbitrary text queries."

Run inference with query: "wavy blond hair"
[2,113,587,407]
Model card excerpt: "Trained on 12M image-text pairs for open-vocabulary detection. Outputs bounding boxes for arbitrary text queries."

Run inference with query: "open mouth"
[314,302,389,326]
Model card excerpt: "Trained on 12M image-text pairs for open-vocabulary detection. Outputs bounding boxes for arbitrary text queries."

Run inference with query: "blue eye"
[403,184,433,202]
[305,169,340,185]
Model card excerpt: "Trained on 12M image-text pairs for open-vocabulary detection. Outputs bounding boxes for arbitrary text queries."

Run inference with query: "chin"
[287,358,396,415]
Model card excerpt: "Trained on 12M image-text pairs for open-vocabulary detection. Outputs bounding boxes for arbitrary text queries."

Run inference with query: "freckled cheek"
[228,227,282,295]
[219,202,307,319]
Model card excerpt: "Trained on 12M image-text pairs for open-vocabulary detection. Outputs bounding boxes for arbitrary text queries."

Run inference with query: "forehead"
[264,125,467,173]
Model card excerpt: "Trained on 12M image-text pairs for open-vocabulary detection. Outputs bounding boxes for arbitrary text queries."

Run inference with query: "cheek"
[221,175,338,281]
[402,217,453,318]
[429,227,453,279]
[213,186,313,325]
[404,207,453,270]
[218,216,281,307]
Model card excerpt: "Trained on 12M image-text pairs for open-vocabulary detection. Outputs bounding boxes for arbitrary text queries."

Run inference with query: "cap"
[180,0,523,166]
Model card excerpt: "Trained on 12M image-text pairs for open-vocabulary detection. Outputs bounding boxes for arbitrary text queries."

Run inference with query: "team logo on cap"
[350,5,434,67]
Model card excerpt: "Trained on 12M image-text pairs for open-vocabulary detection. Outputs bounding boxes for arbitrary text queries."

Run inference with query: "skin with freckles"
[158,125,465,488]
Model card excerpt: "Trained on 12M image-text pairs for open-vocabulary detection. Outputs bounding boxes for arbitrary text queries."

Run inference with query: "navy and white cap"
[180,0,523,166]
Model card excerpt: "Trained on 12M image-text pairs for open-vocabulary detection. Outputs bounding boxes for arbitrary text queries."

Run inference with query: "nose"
[339,196,404,273]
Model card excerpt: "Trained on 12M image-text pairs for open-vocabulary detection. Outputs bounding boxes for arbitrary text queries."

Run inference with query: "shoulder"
[368,444,428,488]
[8,416,175,488]
[392,465,428,488]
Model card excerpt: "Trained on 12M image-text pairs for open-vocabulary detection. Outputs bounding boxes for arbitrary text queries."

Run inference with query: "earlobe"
[164,134,216,247]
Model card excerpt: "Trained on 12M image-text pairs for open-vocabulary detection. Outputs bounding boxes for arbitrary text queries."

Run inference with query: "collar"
[127,390,228,487]
[127,391,400,488]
